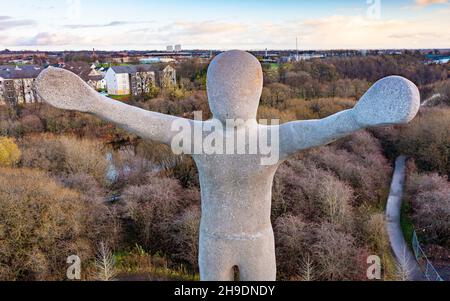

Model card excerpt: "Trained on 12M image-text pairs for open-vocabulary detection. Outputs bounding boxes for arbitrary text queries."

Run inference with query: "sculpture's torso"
[193,122,280,239]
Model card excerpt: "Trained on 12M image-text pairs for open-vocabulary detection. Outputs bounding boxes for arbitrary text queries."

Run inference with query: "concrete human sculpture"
[35,50,420,281]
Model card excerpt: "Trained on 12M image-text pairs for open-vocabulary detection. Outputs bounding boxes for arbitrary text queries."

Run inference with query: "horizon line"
[2,47,450,53]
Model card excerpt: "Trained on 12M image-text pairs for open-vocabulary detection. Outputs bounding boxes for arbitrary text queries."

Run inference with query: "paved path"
[386,156,426,281]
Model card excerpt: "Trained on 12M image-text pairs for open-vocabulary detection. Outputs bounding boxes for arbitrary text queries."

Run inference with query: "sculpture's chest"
[193,154,279,185]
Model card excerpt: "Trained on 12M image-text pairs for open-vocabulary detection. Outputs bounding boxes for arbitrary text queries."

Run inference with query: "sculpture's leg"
[199,234,236,281]
[238,228,276,281]
[199,228,276,281]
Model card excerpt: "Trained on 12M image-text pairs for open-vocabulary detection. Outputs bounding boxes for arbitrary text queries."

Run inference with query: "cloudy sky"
[0,0,449,50]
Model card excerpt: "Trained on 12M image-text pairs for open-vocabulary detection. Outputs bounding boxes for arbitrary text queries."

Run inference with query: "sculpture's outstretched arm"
[35,67,192,146]
[279,76,420,160]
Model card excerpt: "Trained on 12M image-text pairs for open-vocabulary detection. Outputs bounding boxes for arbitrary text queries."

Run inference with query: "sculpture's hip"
[199,226,277,281]
[200,225,274,241]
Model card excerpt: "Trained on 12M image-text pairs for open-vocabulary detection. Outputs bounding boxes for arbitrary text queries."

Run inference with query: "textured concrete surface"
[207,50,263,122]
[35,50,421,281]
[386,156,425,281]
[35,67,193,146]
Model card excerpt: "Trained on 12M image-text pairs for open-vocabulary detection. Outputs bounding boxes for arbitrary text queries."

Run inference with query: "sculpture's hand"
[35,67,97,113]
[278,75,420,161]
[35,67,194,147]
[352,76,420,128]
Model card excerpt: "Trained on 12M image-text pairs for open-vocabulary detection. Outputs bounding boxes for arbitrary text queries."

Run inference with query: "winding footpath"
[386,156,426,281]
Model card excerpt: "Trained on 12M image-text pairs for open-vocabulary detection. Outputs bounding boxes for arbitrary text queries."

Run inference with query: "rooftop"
[0,65,43,79]
[110,64,171,74]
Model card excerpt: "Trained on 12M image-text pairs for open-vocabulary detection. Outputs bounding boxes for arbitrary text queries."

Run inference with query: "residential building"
[106,52,143,64]
[63,62,106,91]
[131,67,156,96]
[88,75,107,91]
[0,65,43,105]
[105,66,133,95]
[155,64,177,88]
[140,57,176,64]
[105,64,177,96]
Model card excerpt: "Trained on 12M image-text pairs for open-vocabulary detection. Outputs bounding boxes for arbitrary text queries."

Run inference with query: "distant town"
[1,46,449,105]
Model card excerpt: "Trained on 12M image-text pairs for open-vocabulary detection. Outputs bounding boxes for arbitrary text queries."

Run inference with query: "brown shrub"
[257,106,296,124]
[273,158,354,225]
[377,107,450,177]
[316,175,354,228]
[135,141,200,188]
[359,210,397,279]
[272,160,320,220]
[337,131,385,161]
[19,114,44,134]
[143,91,211,119]
[309,144,389,207]
[170,206,201,269]
[20,134,108,185]
[0,168,99,280]
[312,223,363,281]
[0,119,23,137]
[20,134,66,171]
[37,104,106,138]
[123,175,184,251]
[271,164,292,219]
[274,214,311,279]
[261,83,293,107]
[286,98,355,120]
[363,212,390,254]
[114,148,155,186]
[406,172,448,195]
[59,136,108,184]
[406,173,450,247]
[272,129,392,280]
[60,172,105,202]
[414,190,449,247]
[164,155,199,188]
[136,140,177,166]
[335,79,369,99]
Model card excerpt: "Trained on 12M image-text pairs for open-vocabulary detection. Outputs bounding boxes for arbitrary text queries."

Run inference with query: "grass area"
[263,63,280,70]
[400,198,415,247]
[109,94,131,102]
[114,245,199,281]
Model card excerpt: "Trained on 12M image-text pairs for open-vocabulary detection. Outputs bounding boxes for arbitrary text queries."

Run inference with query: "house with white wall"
[63,62,106,91]
[105,64,177,96]
[105,66,133,95]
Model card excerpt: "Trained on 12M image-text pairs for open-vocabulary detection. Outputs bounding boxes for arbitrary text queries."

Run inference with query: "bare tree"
[300,254,315,281]
[395,246,413,281]
[95,241,117,281]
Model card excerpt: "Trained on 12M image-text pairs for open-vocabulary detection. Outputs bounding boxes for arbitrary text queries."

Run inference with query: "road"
[386,156,426,281]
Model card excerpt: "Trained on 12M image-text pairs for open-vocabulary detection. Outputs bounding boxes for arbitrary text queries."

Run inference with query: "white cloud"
[2,12,450,50]
[64,21,153,29]
[295,15,448,49]
[0,16,36,31]
[161,21,246,36]
[16,32,83,46]
[415,0,448,6]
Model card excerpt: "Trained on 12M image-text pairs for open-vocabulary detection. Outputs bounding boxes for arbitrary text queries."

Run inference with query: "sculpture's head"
[207,50,263,122]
